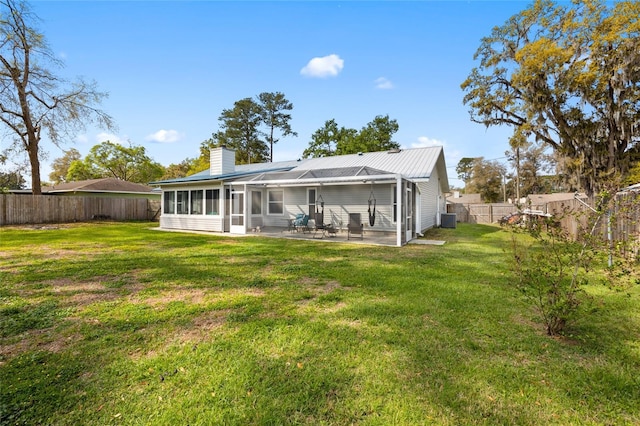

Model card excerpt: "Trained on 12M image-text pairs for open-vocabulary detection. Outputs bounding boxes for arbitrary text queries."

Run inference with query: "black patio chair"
[347,213,363,240]
[313,211,337,238]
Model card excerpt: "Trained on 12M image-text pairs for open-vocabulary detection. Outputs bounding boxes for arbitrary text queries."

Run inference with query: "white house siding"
[264,184,396,232]
[160,215,223,232]
[417,166,444,232]
[159,185,225,232]
[210,147,235,175]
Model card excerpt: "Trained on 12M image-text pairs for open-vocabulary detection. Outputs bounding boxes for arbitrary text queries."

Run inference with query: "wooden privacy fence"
[451,195,640,246]
[0,194,161,226]
[448,203,544,224]
[545,194,640,244]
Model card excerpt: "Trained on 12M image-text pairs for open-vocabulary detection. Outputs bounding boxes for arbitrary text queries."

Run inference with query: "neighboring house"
[525,192,586,207]
[151,146,449,246]
[447,192,483,205]
[39,178,160,200]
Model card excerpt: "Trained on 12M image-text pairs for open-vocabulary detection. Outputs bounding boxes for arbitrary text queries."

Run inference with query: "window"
[163,191,175,214]
[268,190,284,215]
[190,190,203,215]
[251,191,262,215]
[176,190,189,214]
[205,189,220,215]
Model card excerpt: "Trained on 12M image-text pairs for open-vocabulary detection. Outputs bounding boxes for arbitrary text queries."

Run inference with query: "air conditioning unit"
[440,213,457,229]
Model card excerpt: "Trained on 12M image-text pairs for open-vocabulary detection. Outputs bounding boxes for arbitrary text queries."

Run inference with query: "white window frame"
[163,191,175,214]
[190,189,204,215]
[176,190,189,215]
[267,189,284,215]
[205,188,221,215]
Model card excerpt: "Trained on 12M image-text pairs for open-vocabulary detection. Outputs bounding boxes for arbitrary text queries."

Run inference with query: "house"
[447,191,483,205]
[151,146,449,246]
[38,178,160,200]
[524,192,587,209]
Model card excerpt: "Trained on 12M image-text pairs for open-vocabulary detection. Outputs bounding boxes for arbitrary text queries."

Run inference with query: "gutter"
[239,173,403,187]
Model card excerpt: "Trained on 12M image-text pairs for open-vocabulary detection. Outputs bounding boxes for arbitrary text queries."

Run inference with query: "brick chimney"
[210,146,236,175]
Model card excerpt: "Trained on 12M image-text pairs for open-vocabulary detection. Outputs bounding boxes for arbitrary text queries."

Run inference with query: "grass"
[0,221,638,425]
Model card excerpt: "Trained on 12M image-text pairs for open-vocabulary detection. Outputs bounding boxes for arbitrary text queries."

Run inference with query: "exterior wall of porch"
[254,183,397,233]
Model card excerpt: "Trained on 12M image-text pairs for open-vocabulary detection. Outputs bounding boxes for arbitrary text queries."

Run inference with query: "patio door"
[406,186,413,242]
[308,188,316,217]
[230,189,246,234]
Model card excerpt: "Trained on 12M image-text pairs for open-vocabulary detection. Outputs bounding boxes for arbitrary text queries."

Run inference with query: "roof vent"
[357,152,363,156]
[388,148,401,154]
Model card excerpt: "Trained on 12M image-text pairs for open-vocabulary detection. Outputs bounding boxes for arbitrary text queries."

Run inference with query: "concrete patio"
[246,226,400,246]
[156,225,445,247]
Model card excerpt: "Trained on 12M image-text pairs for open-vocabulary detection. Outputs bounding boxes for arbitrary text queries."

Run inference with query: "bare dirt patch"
[128,309,232,360]
[38,275,146,308]
[134,287,265,308]
[297,278,342,293]
[0,328,82,361]
[175,309,230,343]
[52,277,104,293]
[136,288,208,307]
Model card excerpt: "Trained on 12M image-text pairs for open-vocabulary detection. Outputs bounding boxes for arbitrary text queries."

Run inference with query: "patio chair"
[293,214,310,233]
[313,211,336,238]
[347,213,363,240]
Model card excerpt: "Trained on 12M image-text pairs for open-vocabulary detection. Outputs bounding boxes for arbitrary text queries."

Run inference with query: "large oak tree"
[461,0,640,194]
[67,141,164,184]
[48,148,81,184]
[0,0,114,194]
[303,115,400,158]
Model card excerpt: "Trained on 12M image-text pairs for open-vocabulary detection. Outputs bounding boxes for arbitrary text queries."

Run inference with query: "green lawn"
[1,222,638,425]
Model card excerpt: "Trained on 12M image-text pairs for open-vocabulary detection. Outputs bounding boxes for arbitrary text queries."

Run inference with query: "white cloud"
[300,54,344,78]
[412,136,445,148]
[96,132,127,145]
[374,77,394,90]
[145,129,183,144]
[410,136,462,172]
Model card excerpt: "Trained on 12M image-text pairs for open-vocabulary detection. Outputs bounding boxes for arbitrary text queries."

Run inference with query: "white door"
[405,186,413,242]
[230,190,246,234]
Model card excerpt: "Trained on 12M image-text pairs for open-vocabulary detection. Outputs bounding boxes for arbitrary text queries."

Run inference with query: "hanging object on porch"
[315,193,324,213]
[315,193,325,226]
[368,183,376,227]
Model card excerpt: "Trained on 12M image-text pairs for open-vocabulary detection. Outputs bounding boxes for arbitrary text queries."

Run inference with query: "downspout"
[396,175,403,247]
[242,182,248,233]
[436,178,441,227]
[221,182,227,232]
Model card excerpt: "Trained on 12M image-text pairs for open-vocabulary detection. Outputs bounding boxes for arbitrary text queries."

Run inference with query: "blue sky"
[26,0,532,187]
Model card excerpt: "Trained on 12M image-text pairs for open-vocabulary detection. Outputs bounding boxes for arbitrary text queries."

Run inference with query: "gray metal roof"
[150,162,302,185]
[42,178,156,194]
[232,166,393,183]
[151,146,448,187]
[235,159,308,172]
[293,146,445,180]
